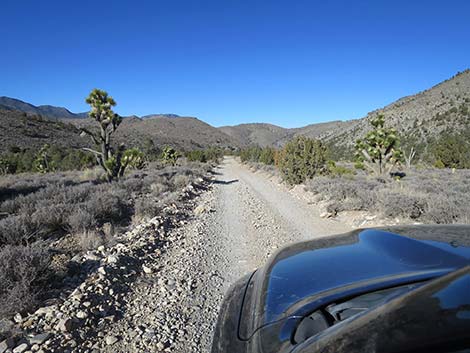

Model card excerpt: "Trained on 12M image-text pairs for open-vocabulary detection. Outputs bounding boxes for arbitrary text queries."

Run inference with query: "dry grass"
[305,168,470,224]
[0,160,209,319]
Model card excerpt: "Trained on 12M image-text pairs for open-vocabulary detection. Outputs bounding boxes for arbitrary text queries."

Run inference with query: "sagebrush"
[306,168,470,223]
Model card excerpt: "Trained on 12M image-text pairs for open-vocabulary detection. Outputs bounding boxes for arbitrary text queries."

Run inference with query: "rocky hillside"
[326,69,470,148]
[2,69,469,153]
[219,121,355,147]
[218,123,292,147]
[65,115,240,151]
[0,106,239,153]
[0,96,239,151]
[0,110,90,153]
[220,70,470,148]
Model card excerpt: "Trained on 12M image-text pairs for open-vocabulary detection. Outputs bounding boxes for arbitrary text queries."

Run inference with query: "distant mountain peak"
[141,113,181,119]
[0,96,86,119]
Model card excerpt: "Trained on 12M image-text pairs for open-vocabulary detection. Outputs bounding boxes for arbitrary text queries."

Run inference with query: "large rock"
[142,265,153,274]
[29,333,50,345]
[0,338,15,353]
[105,335,119,345]
[12,343,28,353]
[56,318,74,332]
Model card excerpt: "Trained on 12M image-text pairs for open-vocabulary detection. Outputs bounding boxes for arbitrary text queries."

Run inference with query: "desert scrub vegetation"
[0,145,96,175]
[239,141,352,183]
[184,147,224,163]
[305,168,470,224]
[0,160,209,319]
[276,136,328,184]
[239,146,276,165]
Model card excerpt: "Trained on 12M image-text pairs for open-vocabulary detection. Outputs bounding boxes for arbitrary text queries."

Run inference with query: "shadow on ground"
[213,179,239,185]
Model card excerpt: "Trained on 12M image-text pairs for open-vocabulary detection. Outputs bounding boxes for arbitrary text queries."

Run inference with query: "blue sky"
[1,0,469,128]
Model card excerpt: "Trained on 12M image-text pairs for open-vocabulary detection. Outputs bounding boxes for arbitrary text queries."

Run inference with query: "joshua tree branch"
[81,147,103,156]
[79,128,102,145]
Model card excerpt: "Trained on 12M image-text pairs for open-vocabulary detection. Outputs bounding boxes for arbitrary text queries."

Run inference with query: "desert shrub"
[85,188,130,225]
[422,196,463,224]
[141,138,161,161]
[259,147,276,165]
[307,175,378,212]
[173,174,190,188]
[0,160,207,247]
[67,208,96,233]
[305,169,470,224]
[240,146,262,163]
[0,160,210,320]
[276,136,328,184]
[30,203,69,235]
[134,198,161,219]
[326,161,355,176]
[376,190,426,219]
[204,147,224,162]
[185,148,223,163]
[0,146,96,175]
[159,191,179,205]
[186,150,207,163]
[325,141,354,161]
[239,146,275,165]
[430,133,470,169]
[0,244,50,317]
[79,230,105,251]
[120,176,145,193]
[0,215,36,246]
[150,182,170,195]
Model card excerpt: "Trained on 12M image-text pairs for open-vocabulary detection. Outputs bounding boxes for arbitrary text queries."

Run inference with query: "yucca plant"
[355,114,403,176]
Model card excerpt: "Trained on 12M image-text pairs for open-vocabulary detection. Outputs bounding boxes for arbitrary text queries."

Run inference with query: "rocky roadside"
[0,177,210,353]
[90,186,224,353]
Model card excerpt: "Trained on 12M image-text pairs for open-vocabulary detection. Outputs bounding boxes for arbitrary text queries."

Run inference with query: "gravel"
[3,158,350,352]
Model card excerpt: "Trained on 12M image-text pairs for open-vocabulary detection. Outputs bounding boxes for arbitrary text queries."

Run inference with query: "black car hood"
[239,226,470,341]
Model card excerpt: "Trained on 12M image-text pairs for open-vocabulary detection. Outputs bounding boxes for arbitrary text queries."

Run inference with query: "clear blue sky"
[1,0,469,128]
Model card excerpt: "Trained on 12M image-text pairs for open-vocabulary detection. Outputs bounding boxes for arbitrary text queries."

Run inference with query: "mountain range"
[1,69,469,154]
[0,96,88,119]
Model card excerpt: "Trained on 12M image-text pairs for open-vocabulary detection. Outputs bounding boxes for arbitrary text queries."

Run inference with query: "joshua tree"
[79,89,125,181]
[355,115,403,176]
[34,144,55,173]
[161,146,180,166]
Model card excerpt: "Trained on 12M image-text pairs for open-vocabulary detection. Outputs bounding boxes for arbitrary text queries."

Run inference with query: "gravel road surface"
[96,157,351,352]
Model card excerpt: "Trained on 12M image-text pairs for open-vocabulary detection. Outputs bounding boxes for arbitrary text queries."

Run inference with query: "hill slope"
[325,69,470,149]
[0,110,89,153]
[67,115,240,150]
[0,96,87,119]
[2,69,469,154]
[219,123,291,147]
[220,70,470,149]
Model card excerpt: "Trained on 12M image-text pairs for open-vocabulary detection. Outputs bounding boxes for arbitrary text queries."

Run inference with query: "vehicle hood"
[239,226,470,340]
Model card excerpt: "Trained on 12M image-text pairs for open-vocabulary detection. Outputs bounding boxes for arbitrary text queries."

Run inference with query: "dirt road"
[96,157,351,352]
